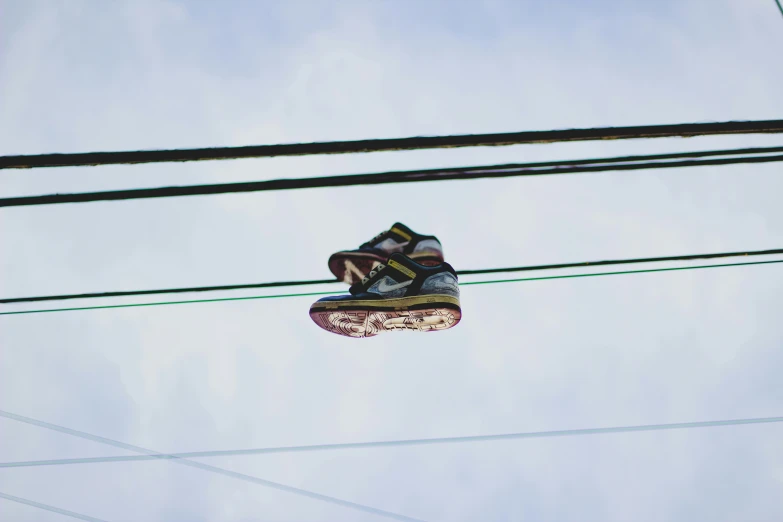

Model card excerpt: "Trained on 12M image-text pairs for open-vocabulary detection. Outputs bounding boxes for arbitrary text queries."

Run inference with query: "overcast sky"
[1,1,783,521]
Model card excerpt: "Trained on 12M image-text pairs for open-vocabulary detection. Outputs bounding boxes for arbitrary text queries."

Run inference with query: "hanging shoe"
[310,253,461,338]
[328,222,444,284]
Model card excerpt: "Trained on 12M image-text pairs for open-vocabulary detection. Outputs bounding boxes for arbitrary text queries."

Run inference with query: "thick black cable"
[2,147,783,208]
[2,247,781,305]
[2,119,782,170]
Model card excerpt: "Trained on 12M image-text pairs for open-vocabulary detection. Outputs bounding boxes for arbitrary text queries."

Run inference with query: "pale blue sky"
[1,1,783,521]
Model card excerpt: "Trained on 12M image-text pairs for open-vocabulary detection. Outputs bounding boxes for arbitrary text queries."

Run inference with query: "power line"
[2,120,782,171]
[2,415,780,469]
[0,410,424,522]
[3,259,781,317]
[2,247,781,305]
[460,259,783,285]
[775,0,783,17]
[3,147,783,208]
[0,277,334,304]
[458,247,783,276]
[0,491,108,522]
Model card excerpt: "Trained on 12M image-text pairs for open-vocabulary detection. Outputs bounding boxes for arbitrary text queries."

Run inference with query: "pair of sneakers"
[309,223,462,338]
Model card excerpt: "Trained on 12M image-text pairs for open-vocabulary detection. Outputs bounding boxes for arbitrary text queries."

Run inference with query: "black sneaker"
[311,253,461,338]
[328,222,444,285]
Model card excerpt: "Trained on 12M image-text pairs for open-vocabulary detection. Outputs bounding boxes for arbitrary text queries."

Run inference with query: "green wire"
[0,290,341,316]
[459,259,783,285]
[2,259,781,316]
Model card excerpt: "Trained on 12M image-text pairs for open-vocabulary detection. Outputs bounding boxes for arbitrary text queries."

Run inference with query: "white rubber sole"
[309,295,461,338]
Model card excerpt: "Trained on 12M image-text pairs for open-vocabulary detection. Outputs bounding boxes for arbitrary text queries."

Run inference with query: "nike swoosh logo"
[377,279,413,292]
[375,238,410,252]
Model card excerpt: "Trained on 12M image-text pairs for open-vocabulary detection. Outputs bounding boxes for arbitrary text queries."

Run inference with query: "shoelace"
[349,263,387,295]
[361,263,386,285]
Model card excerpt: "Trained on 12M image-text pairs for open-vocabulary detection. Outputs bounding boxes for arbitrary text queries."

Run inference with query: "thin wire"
[2,415,780,469]
[2,259,781,317]
[775,0,783,17]
[0,279,338,304]
[0,491,108,522]
[4,149,783,208]
[5,246,780,305]
[459,259,783,286]
[2,120,782,170]
[456,247,783,276]
[0,290,339,316]
[0,410,424,522]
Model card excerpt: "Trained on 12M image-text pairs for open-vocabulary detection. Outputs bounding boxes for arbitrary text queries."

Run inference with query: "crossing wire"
[776,0,783,17]
[2,119,782,171]
[0,491,108,522]
[2,259,781,317]
[3,147,783,208]
[0,410,425,522]
[2,246,782,305]
[2,415,781,469]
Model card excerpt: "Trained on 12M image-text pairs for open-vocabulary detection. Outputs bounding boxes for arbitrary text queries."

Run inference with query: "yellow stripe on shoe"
[388,258,417,279]
[390,227,413,241]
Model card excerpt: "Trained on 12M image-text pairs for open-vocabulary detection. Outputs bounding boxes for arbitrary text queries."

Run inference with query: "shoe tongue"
[387,251,415,268]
